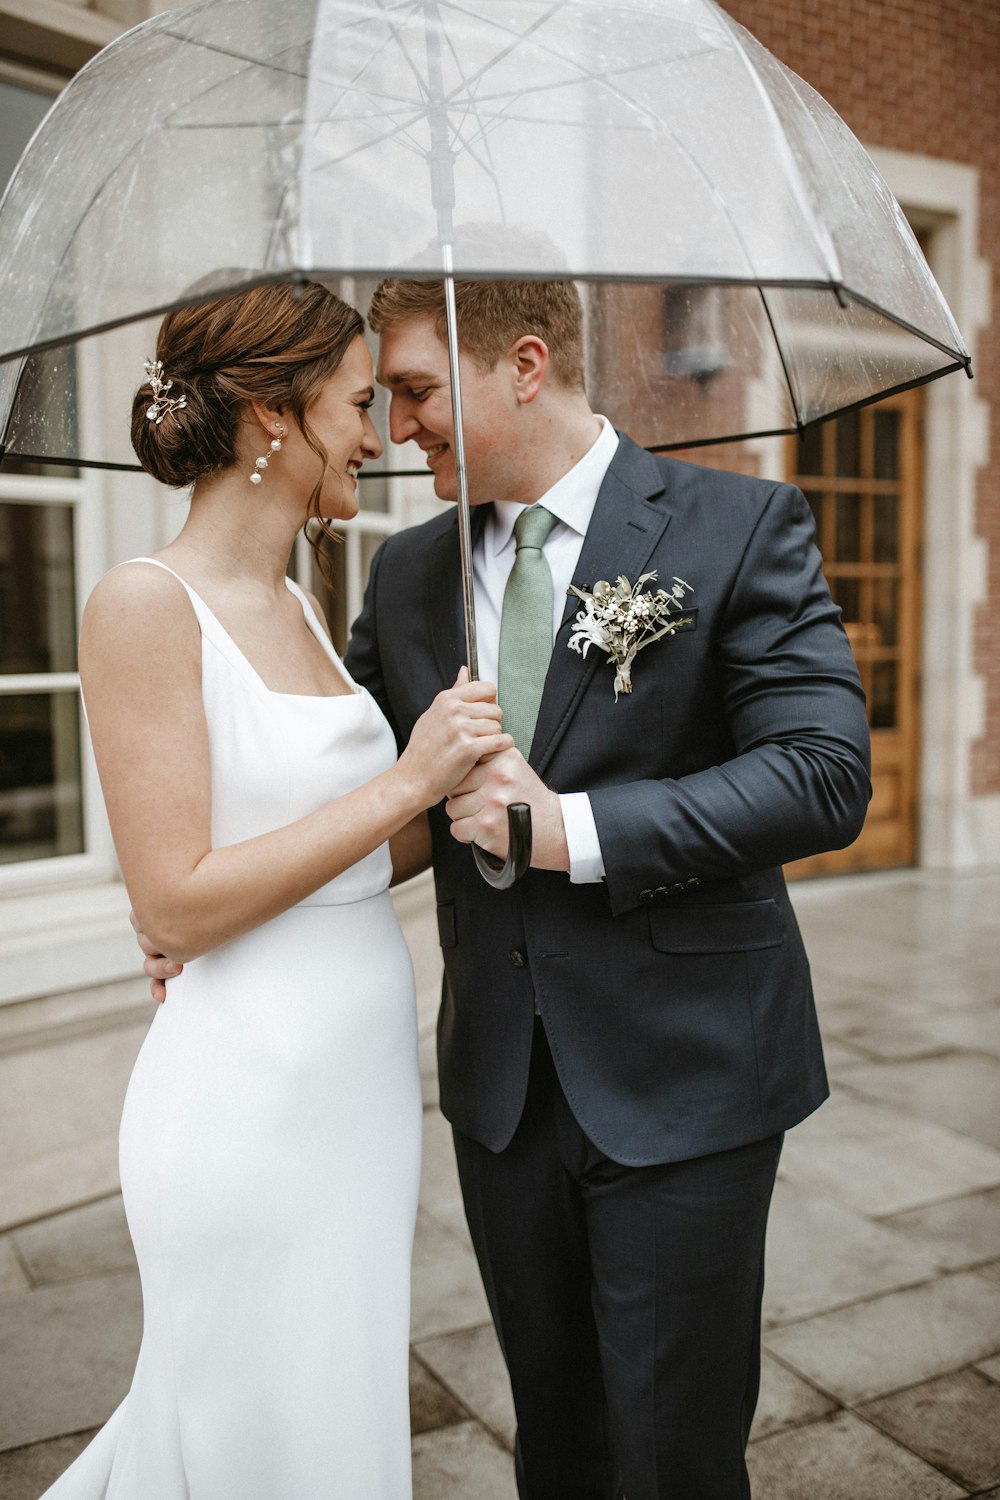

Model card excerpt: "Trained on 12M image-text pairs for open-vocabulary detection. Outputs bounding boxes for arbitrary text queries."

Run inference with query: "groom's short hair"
[369,223,585,391]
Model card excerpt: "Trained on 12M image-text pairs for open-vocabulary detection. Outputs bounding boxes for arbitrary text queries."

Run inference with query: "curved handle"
[473,802,532,890]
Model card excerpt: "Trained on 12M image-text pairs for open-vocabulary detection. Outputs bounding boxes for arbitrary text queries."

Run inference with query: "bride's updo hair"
[131,281,364,491]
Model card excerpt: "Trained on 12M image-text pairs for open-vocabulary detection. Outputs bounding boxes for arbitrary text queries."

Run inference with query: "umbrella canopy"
[0,0,971,470]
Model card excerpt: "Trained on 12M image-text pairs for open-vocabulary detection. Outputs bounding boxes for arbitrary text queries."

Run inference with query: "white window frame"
[0,468,114,893]
[0,64,119,893]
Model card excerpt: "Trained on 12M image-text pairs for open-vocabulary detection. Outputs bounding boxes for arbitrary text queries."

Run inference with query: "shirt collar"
[488,416,619,557]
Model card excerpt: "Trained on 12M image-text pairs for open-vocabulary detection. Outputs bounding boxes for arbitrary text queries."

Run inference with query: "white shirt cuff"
[559,792,606,883]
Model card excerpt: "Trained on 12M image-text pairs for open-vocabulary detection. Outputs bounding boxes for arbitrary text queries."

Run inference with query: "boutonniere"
[567,572,694,699]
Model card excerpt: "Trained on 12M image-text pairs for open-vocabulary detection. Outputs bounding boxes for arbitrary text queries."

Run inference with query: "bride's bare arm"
[82,567,508,962]
[389,813,432,886]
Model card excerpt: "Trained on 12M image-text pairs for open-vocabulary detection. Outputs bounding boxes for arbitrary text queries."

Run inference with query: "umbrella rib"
[834,288,970,365]
[156,25,311,82]
[709,6,842,283]
[434,0,568,101]
[756,285,804,431]
[437,19,506,212]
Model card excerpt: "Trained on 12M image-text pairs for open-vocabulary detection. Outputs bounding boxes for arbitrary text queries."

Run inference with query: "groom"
[351,273,870,1497]
[141,271,869,1497]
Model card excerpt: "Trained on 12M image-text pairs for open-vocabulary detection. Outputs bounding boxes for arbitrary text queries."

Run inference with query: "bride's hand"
[398,668,512,807]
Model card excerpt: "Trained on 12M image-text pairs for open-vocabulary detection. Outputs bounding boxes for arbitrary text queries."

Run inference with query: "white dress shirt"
[472,416,619,883]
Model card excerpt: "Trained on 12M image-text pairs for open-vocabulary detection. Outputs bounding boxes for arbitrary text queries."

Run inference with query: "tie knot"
[513,505,557,552]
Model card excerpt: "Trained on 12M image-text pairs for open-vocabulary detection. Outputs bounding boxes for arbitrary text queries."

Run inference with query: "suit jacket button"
[509,949,527,968]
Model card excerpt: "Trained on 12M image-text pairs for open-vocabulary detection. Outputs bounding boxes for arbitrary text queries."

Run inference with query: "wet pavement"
[1,869,999,1498]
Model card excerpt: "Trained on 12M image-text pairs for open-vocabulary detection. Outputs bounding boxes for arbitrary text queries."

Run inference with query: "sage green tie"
[497,505,558,758]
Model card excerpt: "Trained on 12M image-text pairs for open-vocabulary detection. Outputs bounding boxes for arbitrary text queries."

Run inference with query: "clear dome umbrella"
[0,0,971,884]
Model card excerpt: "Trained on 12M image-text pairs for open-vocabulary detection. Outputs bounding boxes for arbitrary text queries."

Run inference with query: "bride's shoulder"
[87,557,189,612]
[81,559,200,672]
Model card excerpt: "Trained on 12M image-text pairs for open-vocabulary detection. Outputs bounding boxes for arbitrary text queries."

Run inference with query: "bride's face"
[299,336,383,521]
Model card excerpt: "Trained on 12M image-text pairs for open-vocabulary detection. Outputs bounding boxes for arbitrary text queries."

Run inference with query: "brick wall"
[720,0,999,792]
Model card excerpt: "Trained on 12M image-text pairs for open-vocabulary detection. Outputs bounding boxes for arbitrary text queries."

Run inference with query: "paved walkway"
[2,870,999,1497]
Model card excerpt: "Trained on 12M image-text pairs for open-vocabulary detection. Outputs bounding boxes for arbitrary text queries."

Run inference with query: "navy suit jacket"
[345,435,871,1165]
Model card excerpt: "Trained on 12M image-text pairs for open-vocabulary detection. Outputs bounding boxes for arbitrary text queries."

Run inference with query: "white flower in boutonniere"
[567,572,694,699]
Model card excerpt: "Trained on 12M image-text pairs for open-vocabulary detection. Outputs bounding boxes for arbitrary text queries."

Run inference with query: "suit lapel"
[428,503,491,686]
[531,438,673,778]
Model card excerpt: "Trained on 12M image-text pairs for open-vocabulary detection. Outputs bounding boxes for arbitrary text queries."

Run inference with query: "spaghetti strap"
[117,555,189,584]
[114,557,357,698]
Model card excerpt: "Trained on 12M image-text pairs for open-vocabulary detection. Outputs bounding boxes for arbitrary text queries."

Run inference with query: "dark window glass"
[804,489,824,543]
[873,493,899,565]
[870,660,897,729]
[872,577,899,649]
[836,409,861,478]
[0,503,77,673]
[832,574,861,625]
[874,409,900,480]
[835,492,862,563]
[796,423,824,477]
[0,692,84,863]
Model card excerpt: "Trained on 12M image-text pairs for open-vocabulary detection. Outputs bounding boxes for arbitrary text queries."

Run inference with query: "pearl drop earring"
[249,423,286,486]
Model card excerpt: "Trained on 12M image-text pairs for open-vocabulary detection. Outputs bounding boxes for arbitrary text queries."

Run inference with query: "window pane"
[870,660,898,729]
[5,343,81,473]
[0,79,51,190]
[874,409,900,480]
[0,692,84,863]
[836,410,861,477]
[872,577,899,648]
[795,423,823,477]
[873,493,899,564]
[804,489,824,543]
[832,575,861,626]
[0,503,77,672]
[835,492,862,563]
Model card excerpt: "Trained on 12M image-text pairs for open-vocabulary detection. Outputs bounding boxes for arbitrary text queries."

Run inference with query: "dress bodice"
[122,558,398,905]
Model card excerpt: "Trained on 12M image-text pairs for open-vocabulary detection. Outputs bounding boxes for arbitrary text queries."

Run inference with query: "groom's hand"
[445,748,570,872]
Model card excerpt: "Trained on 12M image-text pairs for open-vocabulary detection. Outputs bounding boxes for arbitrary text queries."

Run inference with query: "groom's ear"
[510,336,549,405]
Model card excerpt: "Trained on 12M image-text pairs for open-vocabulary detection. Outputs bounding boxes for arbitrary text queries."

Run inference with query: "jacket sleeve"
[343,538,404,751]
[589,482,872,916]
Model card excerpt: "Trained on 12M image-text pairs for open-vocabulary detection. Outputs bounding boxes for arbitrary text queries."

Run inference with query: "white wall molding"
[869,148,993,869]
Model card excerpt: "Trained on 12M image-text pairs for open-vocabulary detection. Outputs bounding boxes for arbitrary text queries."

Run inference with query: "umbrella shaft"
[442,245,480,681]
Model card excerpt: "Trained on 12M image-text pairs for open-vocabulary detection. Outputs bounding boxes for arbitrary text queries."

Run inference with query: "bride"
[41,281,510,1499]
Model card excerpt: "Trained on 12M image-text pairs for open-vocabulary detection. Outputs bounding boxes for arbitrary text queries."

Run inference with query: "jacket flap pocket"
[649,899,783,954]
[436,901,457,949]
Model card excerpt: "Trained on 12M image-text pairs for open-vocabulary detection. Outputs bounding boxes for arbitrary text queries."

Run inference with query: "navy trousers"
[452,1018,782,1500]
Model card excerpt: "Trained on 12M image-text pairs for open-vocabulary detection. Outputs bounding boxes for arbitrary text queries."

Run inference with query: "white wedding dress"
[44,560,422,1500]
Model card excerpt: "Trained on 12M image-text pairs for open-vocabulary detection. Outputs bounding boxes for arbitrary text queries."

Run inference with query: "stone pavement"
[1,869,999,1498]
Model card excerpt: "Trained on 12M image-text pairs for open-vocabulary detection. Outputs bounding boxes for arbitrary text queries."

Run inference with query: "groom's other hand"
[445,747,570,872]
[130,910,182,1003]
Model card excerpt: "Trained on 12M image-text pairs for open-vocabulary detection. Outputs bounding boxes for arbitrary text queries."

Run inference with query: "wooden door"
[784,392,922,878]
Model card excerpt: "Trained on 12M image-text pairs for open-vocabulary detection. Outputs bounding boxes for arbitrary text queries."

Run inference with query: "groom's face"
[376,316,518,505]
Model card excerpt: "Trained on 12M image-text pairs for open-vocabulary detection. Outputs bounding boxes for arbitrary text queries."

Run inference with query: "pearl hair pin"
[143,359,187,426]
[250,423,286,485]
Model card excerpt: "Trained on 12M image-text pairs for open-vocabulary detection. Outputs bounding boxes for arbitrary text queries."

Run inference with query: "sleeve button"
[639,889,654,903]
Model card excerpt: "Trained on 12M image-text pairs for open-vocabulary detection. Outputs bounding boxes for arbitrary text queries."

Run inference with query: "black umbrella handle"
[473,803,532,890]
